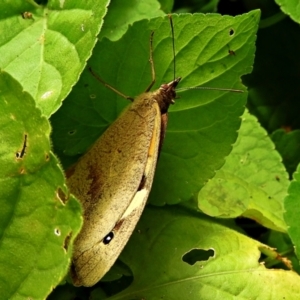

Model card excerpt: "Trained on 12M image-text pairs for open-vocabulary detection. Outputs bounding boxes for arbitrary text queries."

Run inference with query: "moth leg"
[89,67,134,102]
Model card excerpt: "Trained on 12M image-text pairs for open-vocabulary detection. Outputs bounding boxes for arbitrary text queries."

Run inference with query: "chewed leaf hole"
[57,187,68,204]
[68,130,76,135]
[16,134,28,159]
[182,248,215,266]
[228,49,236,56]
[54,228,61,236]
[64,232,72,252]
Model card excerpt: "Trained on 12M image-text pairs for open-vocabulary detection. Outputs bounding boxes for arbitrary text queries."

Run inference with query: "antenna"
[88,67,134,101]
[177,86,244,93]
[167,15,243,94]
[168,14,176,81]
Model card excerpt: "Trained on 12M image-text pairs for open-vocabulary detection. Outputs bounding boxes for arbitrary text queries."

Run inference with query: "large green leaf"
[284,163,300,261]
[0,72,82,299]
[105,206,300,299]
[0,0,108,116]
[275,0,300,24]
[199,110,289,232]
[99,0,165,41]
[51,11,260,205]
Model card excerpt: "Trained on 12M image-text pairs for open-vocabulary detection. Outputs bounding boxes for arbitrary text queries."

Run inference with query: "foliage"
[0,0,300,299]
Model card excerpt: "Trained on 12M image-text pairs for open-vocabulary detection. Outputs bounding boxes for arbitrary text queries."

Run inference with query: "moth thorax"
[156,77,181,114]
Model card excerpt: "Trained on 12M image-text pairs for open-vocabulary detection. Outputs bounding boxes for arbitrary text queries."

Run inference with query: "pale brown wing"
[68,92,161,286]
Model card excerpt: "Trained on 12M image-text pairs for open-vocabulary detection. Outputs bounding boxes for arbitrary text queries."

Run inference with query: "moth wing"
[68,95,161,286]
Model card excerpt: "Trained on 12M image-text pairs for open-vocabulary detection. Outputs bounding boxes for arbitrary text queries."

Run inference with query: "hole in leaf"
[227,44,235,56]
[229,28,234,36]
[228,49,235,56]
[182,248,214,265]
[16,134,27,159]
[68,130,76,135]
[57,188,68,204]
[54,228,61,236]
[64,232,72,251]
[45,153,49,161]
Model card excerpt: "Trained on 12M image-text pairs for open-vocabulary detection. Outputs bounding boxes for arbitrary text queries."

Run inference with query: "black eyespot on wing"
[103,232,114,245]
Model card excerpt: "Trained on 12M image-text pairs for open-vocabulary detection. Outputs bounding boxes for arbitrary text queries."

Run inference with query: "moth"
[67,16,242,287]
[67,27,181,286]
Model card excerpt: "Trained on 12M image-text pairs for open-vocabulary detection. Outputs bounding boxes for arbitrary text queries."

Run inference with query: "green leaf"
[99,0,165,41]
[0,0,108,117]
[0,72,82,299]
[106,206,300,299]
[284,164,300,261]
[51,11,260,205]
[271,128,300,176]
[275,0,300,24]
[199,110,289,232]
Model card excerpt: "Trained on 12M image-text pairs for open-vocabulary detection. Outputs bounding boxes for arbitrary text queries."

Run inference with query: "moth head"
[157,77,181,113]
